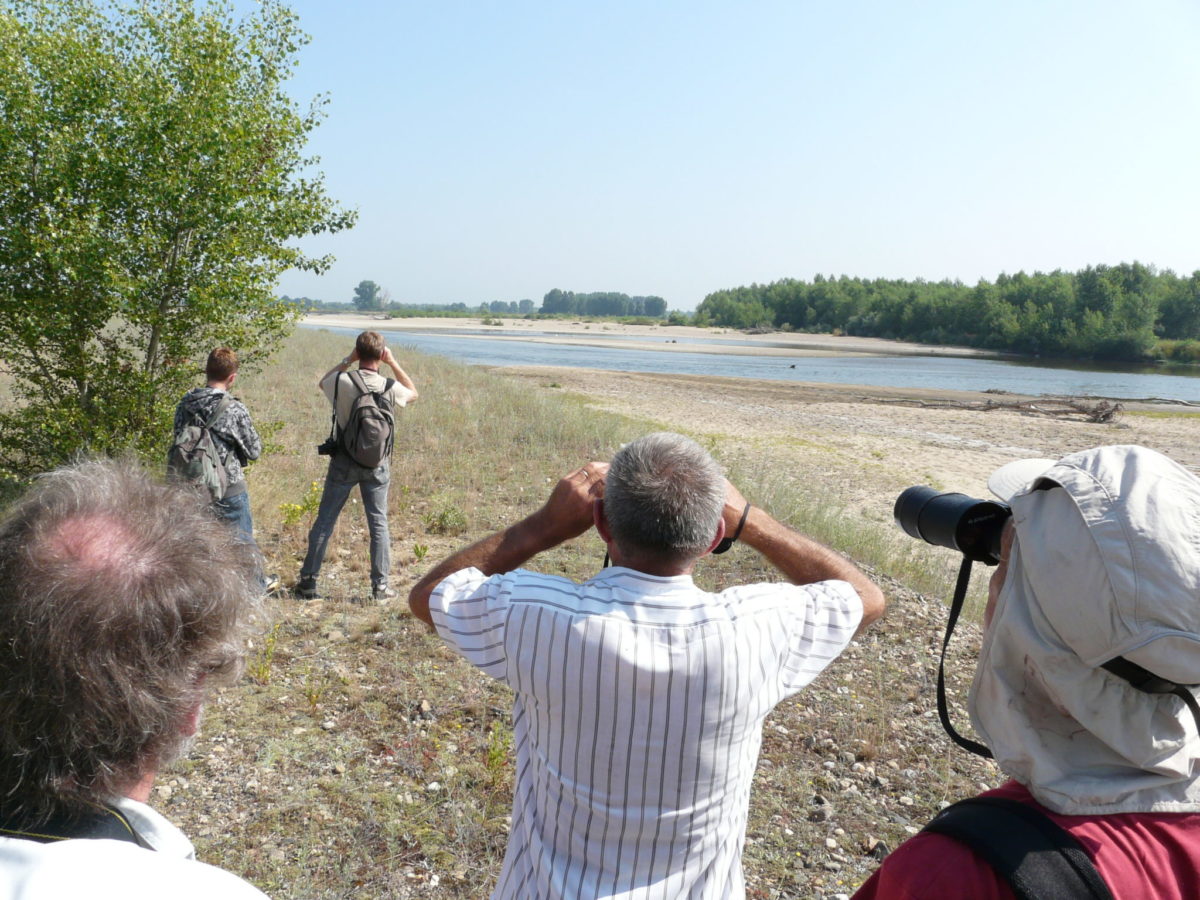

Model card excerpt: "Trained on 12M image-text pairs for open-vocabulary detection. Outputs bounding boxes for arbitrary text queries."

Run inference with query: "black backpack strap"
[923,796,1114,900]
[378,378,396,410]
[0,804,153,850]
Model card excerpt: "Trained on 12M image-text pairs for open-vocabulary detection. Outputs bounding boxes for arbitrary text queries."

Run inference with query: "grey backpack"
[167,393,233,501]
[336,370,395,467]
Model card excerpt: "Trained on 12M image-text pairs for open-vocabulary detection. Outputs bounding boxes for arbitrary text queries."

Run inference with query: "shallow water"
[304,325,1200,403]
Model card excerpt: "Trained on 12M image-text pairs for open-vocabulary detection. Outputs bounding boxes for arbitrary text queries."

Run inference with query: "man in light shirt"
[409,431,885,898]
[296,330,418,602]
[0,459,268,899]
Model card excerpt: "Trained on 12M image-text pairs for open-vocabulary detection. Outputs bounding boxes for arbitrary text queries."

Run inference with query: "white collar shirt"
[430,565,862,899]
[0,797,267,899]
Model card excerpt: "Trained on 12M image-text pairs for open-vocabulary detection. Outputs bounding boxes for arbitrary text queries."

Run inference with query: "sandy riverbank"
[495,366,1200,529]
[302,313,993,358]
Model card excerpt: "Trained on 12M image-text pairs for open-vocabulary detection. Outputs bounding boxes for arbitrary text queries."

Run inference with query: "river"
[303,325,1200,404]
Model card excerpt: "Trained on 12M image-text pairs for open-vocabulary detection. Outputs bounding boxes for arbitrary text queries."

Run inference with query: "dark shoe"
[372,585,397,603]
[295,577,320,600]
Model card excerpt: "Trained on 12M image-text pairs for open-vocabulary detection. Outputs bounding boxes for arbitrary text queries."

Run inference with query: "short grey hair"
[604,432,726,563]
[0,458,263,826]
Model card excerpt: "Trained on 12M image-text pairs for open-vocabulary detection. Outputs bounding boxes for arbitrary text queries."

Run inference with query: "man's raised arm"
[317,346,357,390]
[381,347,419,401]
[722,480,886,632]
[407,462,608,628]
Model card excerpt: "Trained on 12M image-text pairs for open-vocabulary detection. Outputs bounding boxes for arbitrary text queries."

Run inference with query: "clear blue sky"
[264,0,1200,311]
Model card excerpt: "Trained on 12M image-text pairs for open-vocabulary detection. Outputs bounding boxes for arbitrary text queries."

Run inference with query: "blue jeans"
[213,488,267,587]
[213,487,255,545]
[301,454,391,590]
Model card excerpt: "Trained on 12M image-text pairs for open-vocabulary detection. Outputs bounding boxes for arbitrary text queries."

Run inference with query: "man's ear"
[701,517,727,557]
[593,498,612,543]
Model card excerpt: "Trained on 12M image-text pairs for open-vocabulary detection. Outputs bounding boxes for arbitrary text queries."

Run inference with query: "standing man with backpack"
[171,347,277,592]
[296,331,418,602]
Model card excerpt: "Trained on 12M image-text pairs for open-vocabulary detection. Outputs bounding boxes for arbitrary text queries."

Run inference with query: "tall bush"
[0,0,354,474]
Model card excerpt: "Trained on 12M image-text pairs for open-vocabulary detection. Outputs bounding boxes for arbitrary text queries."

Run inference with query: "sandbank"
[302,313,993,359]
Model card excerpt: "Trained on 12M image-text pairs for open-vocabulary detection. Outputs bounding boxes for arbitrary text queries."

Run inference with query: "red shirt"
[852,780,1200,899]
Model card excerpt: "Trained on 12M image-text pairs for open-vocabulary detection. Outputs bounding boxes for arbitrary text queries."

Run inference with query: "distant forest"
[286,288,668,319]
[695,263,1200,363]
[540,289,667,318]
[287,263,1200,364]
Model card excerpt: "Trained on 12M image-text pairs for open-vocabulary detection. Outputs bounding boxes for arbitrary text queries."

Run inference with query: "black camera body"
[894,486,1011,565]
[317,436,339,456]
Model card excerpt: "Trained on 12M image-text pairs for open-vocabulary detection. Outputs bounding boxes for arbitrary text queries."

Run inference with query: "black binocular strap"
[937,555,994,759]
[924,796,1113,900]
[0,804,151,849]
[938,560,1200,756]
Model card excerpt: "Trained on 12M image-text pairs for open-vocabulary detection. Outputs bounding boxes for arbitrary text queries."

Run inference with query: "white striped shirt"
[430,565,862,900]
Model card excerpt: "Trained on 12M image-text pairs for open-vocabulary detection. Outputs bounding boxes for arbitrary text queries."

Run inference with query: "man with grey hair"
[409,432,885,899]
[0,459,268,898]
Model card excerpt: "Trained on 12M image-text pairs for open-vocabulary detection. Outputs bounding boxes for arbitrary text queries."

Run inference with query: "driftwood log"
[875,396,1124,423]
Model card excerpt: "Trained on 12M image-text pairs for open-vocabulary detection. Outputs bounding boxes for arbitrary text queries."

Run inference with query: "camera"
[317,436,338,456]
[893,486,1011,565]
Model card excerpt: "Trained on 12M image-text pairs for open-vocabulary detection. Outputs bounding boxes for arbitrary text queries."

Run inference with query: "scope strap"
[937,556,994,759]
[924,796,1114,900]
[0,804,152,849]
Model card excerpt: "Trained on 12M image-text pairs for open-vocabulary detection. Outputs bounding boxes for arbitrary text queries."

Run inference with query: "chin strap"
[938,559,1200,759]
[1101,656,1200,735]
[937,556,994,759]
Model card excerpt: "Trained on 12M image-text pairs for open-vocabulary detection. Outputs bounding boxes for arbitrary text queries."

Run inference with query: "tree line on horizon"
[695,263,1200,363]
[540,289,667,318]
[287,284,670,319]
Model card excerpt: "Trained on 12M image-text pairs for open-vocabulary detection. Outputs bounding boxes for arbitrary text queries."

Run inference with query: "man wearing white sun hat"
[855,444,1200,899]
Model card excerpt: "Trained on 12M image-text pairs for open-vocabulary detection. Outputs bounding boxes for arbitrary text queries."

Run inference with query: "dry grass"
[235,328,641,598]
[17,327,999,898]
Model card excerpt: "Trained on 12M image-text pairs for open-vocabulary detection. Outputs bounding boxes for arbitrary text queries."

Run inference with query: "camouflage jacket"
[173,387,262,495]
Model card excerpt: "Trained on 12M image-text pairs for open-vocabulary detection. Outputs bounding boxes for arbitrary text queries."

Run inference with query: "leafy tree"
[641,296,667,317]
[538,288,667,318]
[352,280,383,310]
[0,0,354,474]
[541,288,575,314]
[1159,274,1200,340]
